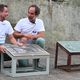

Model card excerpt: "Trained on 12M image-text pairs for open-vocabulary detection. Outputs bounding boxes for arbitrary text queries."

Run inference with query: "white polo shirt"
[14,18,45,35]
[0,20,14,44]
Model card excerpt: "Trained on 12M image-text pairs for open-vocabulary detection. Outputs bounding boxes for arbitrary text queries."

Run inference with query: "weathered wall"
[0,0,80,48]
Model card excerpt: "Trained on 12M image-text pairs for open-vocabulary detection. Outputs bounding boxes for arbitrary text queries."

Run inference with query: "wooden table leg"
[67,54,71,71]
[1,53,4,72]
[54,42,59,68]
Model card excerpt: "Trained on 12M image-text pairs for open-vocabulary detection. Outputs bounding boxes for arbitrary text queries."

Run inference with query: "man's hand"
[16,42,24,46]
[24,32,45,40]
[0,45,6,53]
[20,37,27,45]
[24,34,33,39]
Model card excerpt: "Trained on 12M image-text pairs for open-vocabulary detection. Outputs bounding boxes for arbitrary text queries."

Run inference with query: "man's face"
[0,7,8,20]
[27,7,36,23]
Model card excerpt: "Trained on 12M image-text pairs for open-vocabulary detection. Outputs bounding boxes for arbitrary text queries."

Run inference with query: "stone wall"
[0,0,80,48]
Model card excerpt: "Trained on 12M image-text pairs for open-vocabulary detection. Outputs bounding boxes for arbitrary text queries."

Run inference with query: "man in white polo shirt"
[14,4,45,68]
[0,4,22,61]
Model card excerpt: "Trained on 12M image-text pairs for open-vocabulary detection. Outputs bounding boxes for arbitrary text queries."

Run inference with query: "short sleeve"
[14,19,22,32]
[36,19,45,32]
[6,21,14,35]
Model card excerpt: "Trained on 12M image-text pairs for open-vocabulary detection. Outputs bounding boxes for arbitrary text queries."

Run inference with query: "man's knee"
[36,37,45,48]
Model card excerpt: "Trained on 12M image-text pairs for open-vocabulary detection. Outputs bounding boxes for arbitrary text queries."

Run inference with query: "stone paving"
[0,47,80,80]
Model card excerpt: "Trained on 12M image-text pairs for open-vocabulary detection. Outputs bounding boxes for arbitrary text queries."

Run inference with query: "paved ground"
[0,47,80,80]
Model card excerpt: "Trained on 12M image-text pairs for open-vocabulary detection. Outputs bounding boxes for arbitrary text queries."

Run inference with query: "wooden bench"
[55,41,80,71]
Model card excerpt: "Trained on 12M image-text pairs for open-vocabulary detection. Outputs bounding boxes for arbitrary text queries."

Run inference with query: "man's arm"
[8,34,23,46]
[13,31,45,40]
[0,34,21,53]
[0,45,6,53]
[13,31,24,38]
[31,31,45,39]
[13,31,33,39]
